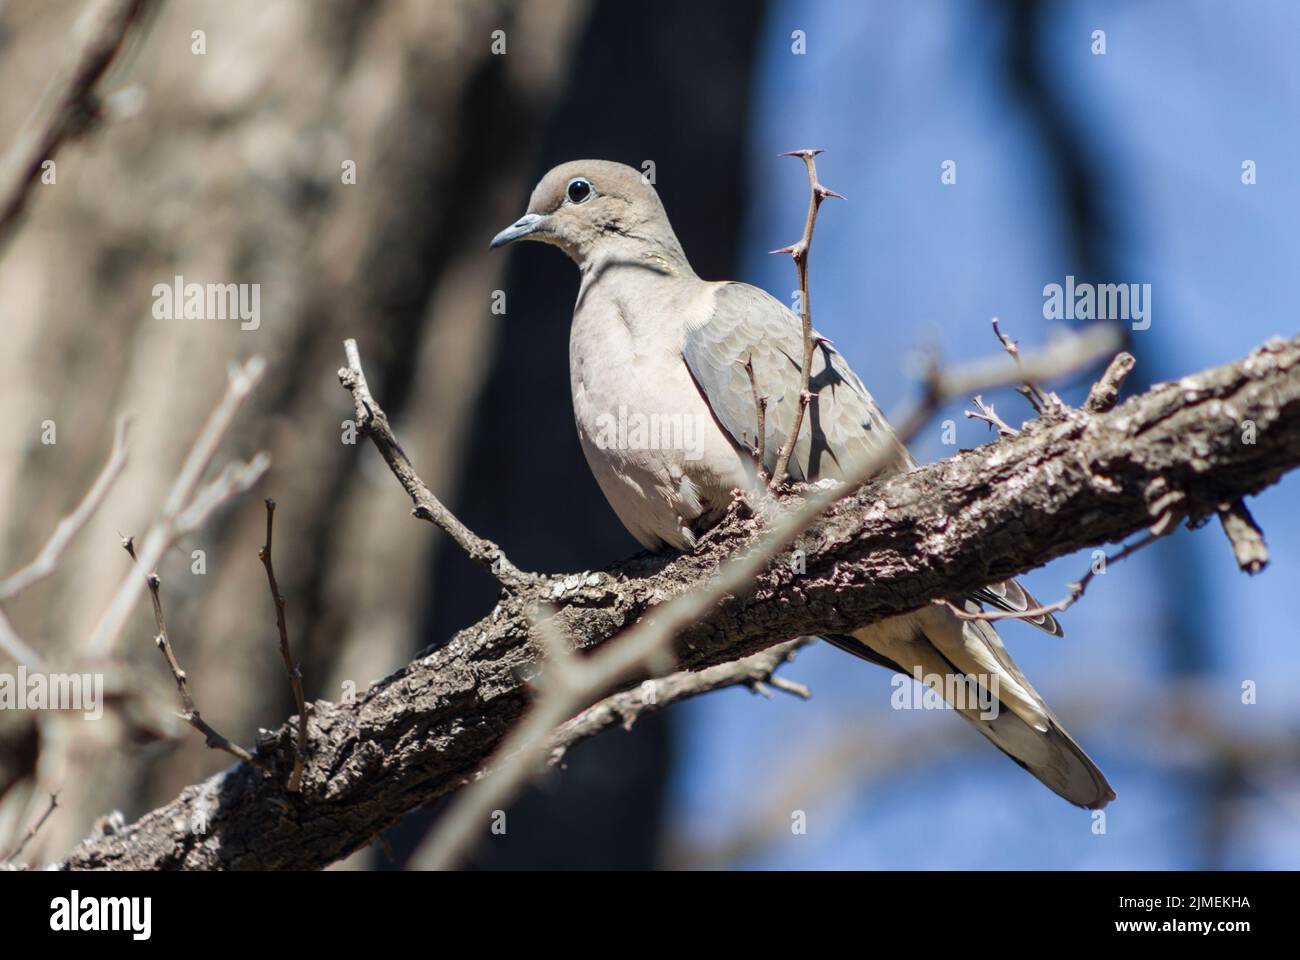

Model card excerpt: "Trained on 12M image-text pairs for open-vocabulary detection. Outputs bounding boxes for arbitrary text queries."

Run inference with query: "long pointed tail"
[839,605,1115,809]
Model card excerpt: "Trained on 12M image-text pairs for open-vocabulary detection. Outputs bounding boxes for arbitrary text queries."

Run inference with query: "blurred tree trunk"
[0,0,588,860]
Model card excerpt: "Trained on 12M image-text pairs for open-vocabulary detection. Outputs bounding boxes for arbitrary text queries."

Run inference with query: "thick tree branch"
[57,335,1300,870]
[417,322,1120,868]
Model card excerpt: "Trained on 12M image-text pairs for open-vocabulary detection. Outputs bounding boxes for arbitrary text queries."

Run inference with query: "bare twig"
[769,149,843,486]
[943,531,1163,626]
[259,499,309,791]
[0,416,130,600]
[992,317,1058,413]
[421,323,1121,869]
[338,339,531,590]
[549,637,811,762]
[738,353,768,480]
[124,538,264,769]
[1218,498,1268,575]
[3,791,58,863]
[88,357,268,656]
[0,0,150,252]
[964,395,1018,437]
[1084,351,1137,413]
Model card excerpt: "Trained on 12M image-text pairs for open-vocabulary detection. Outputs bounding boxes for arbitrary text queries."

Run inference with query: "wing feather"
[683,281,1061,638]
[682,282,909,482]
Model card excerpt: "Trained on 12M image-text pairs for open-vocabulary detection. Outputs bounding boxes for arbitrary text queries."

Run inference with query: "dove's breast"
[568,267,752,550]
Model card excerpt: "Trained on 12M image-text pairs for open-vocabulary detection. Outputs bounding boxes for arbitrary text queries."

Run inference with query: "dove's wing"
[682,281,910,482]
[682,280,1063,637]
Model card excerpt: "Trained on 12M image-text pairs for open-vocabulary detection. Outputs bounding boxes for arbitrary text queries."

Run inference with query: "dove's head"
[491,159,689,271]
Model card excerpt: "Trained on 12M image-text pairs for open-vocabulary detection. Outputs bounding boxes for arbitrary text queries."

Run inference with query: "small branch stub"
[965,394,1018,438]
[1218,498,1269,575]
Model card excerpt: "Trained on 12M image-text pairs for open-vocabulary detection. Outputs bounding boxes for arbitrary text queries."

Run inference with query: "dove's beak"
[490,213,545,249]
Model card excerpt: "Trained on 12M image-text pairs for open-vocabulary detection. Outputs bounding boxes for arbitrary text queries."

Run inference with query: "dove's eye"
[566,177,593,204]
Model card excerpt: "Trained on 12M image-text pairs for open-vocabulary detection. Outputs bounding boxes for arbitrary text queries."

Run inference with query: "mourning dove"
[492,159,1114,809]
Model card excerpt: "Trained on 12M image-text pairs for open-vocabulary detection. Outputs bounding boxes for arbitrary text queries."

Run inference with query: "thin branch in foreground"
[259,499,309,792]
[413,635,814,868]
[88,356,269,657]
[420,322,1123,870]
[0,415,130,600]
[546,639,812,766]
[0,0,150,252]
[1218,498,1269,575]
[415,608,597,869]
[768,148,843,487]
[3,791,58,863]
[337,339,532,591]
[943,530,1164,626]
[738,639,813,699]
[123,538,264,769]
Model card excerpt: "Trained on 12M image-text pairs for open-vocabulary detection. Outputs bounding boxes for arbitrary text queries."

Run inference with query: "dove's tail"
[831,604,1114,810]
[946,684,1116,810]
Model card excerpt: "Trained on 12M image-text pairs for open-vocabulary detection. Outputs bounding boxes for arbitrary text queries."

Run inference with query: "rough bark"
[57,334,1300,869]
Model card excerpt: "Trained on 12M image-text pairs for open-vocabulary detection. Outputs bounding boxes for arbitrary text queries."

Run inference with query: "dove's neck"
[571,233,702,342]
[572,220,697,282]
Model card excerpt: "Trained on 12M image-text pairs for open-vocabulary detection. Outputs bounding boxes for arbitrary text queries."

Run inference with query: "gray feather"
[682,282,909,482]
[685,281,1062,638]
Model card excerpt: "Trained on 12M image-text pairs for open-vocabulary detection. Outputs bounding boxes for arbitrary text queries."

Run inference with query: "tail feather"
[841,605,1115,810]
[959,696,1114,810]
